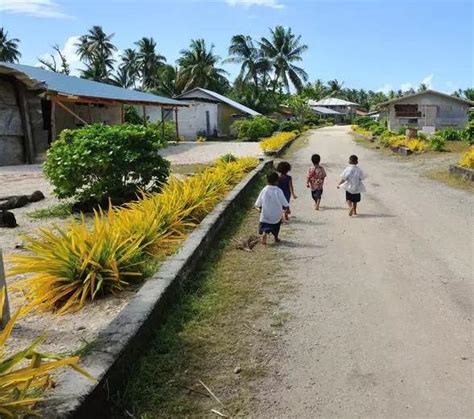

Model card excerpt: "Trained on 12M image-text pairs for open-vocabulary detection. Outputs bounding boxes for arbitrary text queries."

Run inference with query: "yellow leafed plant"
[458,147,474,168]
[260,132,297,152]
[0,287,93,417]
[10,157,259,314]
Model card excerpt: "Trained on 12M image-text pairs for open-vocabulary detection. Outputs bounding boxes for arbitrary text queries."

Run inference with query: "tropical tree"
[177,39,229,93]
[327,79,344,96]
[152,65,180,97]
[76,26,117,82]
[462,88,474,101]
[118,48,140,87]
[38,44,70,74]
[0,27,21,62]
[259,25,308,93]
[135,37,166,90]
[418,83,428,92]
[225,35,270,89]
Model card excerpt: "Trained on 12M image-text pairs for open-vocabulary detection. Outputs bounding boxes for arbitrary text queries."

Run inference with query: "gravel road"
[254,126,473,417]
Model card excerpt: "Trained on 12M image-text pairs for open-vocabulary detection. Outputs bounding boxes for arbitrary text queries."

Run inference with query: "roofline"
[377,89,474,107]
[0,63,187,107]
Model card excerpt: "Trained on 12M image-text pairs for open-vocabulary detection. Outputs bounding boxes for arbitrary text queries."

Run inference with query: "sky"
[1,0,473,93]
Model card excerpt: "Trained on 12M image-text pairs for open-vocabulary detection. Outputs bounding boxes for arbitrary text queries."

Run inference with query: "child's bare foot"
[349,208,354,216]
[274,237,281,243]
[261,234,268,245]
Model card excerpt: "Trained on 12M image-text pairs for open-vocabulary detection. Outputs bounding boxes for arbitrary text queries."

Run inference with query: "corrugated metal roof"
[311,106,342,115]
[176,87,260,116]
[309,98,359,106]
[377,89,474,107]
[0,62,186,106]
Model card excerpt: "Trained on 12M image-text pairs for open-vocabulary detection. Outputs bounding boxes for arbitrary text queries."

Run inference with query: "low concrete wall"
[449,164,474,181]
[39,159,272,418]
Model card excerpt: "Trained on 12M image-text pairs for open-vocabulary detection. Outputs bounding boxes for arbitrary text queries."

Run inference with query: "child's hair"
[276,161,291,174]
[349,155,358,164]
[267,171,280,185]
[311,154,321,165]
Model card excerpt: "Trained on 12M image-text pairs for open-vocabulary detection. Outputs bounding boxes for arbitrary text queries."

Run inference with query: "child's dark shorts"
[259,221,281,237]
[346,191,361,203]
[311,189,323,201]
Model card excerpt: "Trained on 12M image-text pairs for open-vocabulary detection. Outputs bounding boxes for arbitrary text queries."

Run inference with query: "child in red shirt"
[306,154,327,211]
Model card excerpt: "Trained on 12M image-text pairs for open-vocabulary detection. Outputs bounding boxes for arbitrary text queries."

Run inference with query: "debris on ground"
[232,235,260,252]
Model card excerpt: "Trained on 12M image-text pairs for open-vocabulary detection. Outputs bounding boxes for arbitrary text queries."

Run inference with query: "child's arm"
[336,177,346,189]
[255,190,263,210]
[290,178,297,199]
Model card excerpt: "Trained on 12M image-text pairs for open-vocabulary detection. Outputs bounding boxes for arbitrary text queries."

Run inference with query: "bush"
[278,120,303,132]
[218,153,237,163]
[44,124,171,202]
[149,121,177,143]
[370,125,385,136]
[462,119,474,145]
[11,158,260,313]
[437,127,463,141]
[459,147,474,168]
[304,116,321,126]
[354,116,374,129]
[231,116,276,141]
[260,132,297,152]
[406,139,427,152]
[397,126,406,135]
[124,105,144,124]
[429,135,446,151]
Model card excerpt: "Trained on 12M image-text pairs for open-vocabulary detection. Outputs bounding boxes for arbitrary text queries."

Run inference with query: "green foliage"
[429,135,446,151]
[285,95,313,122]
[124,105,144,124]
[397,126,407,135]
[354,116,374,129]
[370,125,384,136]
[437,127,463,141]
[462,119,474,145]
[44,124,171,202]
[27,203,72,219]
[278,120,303,132]
[231,116,276,141]
[218,153,238,163]
[149,121,178,143]
[304,116,320,126]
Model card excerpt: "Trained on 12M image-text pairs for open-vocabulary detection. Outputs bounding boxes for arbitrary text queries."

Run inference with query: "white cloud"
[377,83,393,94]
[421,73,433,89]
[38,35,82,75]
[400,82,413,91]
[225,0,285,9]
[0,0,71,18]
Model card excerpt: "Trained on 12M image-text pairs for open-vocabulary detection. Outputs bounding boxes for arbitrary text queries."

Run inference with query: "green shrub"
[231,116,276,141]
[462,119,474,145]
[397,126,406,135]
[417,131,428,141]
[354,116,374,129]
[149,121,177,143]
[124,105,144,125]
[279,120,303,132]
[370,125,385,136]
[304,116,321,126]
[44,124,170,202]
[326,117,335,125]
[437,127,463,141]
[218,153,237,163]
[429,135,446,151]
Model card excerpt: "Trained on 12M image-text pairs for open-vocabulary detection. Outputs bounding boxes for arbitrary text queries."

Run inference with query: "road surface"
[255,126,473,418]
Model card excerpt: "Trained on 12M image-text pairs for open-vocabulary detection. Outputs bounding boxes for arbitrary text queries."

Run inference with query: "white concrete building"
[378,90,474,133]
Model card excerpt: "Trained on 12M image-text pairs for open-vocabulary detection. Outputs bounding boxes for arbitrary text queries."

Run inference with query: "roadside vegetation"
[113,176,292,417]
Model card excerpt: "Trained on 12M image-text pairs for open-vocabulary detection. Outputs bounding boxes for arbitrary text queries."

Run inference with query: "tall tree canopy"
[135,37,166,90]
[177,39,229,93]
[0,27,21,63]
[259,25,308,93]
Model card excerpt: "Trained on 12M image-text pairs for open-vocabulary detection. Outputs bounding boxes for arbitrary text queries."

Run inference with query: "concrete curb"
[449,164,474,181]
[39,160,273,418]
[263,135,300,158]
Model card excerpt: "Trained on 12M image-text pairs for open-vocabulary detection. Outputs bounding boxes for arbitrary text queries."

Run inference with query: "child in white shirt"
[337,155,366,217]
[255,172,290,244]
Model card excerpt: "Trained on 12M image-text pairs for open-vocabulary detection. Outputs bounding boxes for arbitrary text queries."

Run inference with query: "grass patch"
[112,174,291,418]
[27,202,72,219]
[424,169,474,193]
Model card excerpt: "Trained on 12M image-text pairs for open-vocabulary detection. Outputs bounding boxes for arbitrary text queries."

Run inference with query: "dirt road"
[255,126,473,417]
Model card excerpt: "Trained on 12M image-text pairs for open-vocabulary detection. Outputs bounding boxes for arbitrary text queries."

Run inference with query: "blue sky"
[1,0,472,93]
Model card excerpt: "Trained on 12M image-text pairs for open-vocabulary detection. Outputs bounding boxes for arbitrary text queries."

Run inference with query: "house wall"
[0,79,49,166]
[55,102,122,134]
[176,100,218,140]
[387,92,470,132]
[217,103,238,136]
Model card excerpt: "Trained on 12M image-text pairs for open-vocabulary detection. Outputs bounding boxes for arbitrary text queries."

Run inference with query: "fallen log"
[0,191,45,210]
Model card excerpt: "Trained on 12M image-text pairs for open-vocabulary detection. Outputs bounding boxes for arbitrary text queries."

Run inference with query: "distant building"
[378,90,474,133]
[309,98,359,116]
[175,88,260,140]
[0,62,185,166]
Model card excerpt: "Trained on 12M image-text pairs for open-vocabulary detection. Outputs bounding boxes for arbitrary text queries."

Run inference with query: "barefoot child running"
[306,154,327,210]
[337,155,366,216]
[255,172,290,244]
[276,161,297,220]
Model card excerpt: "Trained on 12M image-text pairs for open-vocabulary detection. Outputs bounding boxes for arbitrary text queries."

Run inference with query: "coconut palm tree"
[135,37,166,90]
[76,26,117,82]
[117,48,140,88]
[418,83,428,92]
[259,25,308,93]
[0,27,21,62]
[177,39,229,93]
[225,35,270,89]
[327,79,344,96]
[151,65,180,97]
[38,44,70,74]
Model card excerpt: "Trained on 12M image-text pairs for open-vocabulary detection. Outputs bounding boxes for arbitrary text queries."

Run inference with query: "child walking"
[276,161,297,220]
[337,155,366,217]
[306,154,327,210]
[255,172,290,244]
